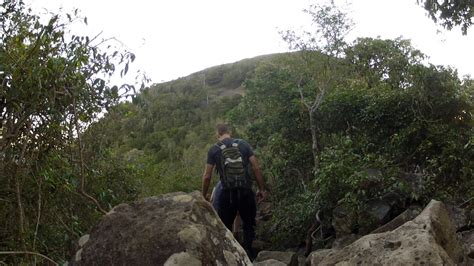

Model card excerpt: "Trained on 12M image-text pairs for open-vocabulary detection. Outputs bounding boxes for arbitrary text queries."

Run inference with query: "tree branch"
[0,251,58,265]
[32,173,43,261]
[12,128,31,251]
[297,76,311,110]
[72,97,107,214]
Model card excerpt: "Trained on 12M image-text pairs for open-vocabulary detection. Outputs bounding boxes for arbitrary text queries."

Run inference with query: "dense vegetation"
[0,1,140,263]
[233,46,473,247]
[1,0,473,264]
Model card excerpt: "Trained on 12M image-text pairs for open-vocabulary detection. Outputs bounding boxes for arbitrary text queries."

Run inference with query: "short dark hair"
[216,123,230,136]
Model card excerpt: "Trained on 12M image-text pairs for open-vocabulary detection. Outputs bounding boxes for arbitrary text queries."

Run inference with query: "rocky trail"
[70,192,473,265]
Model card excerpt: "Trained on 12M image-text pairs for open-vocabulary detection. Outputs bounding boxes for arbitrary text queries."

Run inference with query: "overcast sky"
[28,0,473,85]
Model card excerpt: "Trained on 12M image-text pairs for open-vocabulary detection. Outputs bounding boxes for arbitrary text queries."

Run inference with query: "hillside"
[91,53,290,199]
[152,53,282,96]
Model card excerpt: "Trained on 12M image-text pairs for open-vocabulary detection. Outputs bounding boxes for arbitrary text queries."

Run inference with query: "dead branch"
[304,219,320,256]
[459,197,473,208]
[0,251,58,265]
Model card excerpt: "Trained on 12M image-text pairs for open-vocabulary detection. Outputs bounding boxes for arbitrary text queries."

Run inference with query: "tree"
[0,0,138,263]
[417,0,473,34]
[345,37,425,89]
[280,2,353,169]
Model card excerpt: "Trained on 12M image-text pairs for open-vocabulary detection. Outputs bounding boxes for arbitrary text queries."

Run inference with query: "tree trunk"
[14,137,30,251]
[14,173,26,250]
[309,111,320,170]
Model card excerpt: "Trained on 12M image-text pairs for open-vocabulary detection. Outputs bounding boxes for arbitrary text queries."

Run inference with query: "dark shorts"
[217,188,256,249]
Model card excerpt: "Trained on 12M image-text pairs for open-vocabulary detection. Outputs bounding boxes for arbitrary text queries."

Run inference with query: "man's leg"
[211,181,223,212]
[233,213,243,243]
[217,190,238,230]
[237,189,257,260]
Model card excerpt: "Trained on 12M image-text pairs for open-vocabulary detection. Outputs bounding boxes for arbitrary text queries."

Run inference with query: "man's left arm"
[249,155,267,202]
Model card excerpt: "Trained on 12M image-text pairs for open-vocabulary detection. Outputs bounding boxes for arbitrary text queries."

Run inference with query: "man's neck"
[218,134,231,141]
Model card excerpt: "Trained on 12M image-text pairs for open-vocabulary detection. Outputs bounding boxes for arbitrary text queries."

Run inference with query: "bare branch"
[297,76,311,110]
[311,85,327,113]
[0,251,58,265]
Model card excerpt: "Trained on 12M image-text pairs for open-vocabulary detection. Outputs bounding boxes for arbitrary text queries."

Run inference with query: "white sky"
[27,0,473,85]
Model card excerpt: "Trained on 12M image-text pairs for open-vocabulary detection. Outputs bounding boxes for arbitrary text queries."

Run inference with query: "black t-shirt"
[207,138,254,180]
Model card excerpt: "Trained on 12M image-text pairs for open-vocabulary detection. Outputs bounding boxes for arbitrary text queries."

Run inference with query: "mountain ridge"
[149,53,286,97]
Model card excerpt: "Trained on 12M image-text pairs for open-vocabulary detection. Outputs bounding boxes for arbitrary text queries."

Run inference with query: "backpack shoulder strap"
[215,141,226,150]
[232,139,241,147]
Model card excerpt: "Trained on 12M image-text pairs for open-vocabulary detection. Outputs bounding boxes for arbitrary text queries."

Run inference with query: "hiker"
[202,123,266,259]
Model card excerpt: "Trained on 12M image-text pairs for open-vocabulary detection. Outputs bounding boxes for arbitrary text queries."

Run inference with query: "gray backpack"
[217,140,250,189]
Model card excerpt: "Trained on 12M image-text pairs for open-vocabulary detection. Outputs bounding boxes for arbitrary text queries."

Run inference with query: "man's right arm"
[202,163,214,201]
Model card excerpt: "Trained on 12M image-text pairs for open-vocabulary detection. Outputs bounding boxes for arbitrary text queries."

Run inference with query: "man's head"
[216,123,231,138]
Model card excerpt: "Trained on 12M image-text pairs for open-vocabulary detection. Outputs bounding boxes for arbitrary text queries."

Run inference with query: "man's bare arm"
[249,155,267,202]
[202,164,214,200]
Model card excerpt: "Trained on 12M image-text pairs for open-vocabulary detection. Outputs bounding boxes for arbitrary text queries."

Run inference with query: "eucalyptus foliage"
[0,1,139,263]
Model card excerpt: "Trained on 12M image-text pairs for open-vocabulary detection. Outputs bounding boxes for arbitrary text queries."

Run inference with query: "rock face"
[458,229,474,265]
[331,234,360,249]
[72,191,251,266]
[308,200,466,265]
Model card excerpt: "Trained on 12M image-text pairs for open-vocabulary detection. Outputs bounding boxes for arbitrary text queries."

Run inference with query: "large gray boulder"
[72,191,251,265]
[308,200,466,265]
